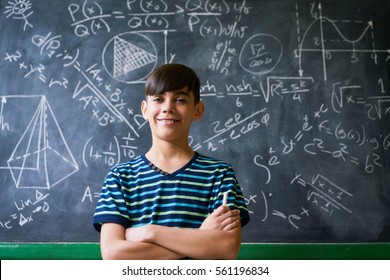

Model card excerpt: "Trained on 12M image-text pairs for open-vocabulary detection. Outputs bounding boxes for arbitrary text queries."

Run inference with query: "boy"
[93,64,250,259]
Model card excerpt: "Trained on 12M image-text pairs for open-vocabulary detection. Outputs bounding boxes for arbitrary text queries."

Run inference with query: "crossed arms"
[100,206,242,260]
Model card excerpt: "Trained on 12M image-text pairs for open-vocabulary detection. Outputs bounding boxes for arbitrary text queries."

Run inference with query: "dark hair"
[145,64,201,103]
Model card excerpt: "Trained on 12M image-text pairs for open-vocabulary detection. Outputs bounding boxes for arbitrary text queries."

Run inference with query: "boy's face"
[141,87,204,144]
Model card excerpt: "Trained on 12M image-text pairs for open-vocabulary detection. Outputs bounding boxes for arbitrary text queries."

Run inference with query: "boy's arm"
[100,223,184,260]
[126,206,242,260]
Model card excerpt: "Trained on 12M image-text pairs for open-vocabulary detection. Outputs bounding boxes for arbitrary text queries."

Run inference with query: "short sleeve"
[214,166,250,227]
[92,168,132,232]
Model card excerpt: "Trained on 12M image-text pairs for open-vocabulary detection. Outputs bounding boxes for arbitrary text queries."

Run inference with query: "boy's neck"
[147,142,194,160]
[145,142,195,174]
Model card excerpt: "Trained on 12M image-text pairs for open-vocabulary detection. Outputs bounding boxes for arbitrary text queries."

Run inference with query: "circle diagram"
[239,33,283,75]
[103,32,157,83]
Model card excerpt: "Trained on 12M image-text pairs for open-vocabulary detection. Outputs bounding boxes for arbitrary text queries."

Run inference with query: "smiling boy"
[93,64,250,259]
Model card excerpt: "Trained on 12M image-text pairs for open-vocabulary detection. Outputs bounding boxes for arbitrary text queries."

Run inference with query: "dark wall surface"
[1,0,389,242]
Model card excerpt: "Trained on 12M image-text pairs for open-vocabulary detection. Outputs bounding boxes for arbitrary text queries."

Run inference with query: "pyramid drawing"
[7,96,79,189]
[113,36,157,79]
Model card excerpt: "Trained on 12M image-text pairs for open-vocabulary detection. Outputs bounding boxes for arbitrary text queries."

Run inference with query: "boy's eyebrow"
[156,89,191,96]
[173,89,191,96]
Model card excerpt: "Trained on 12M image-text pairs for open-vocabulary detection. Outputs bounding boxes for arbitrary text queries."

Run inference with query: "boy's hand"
[200,206,240,231]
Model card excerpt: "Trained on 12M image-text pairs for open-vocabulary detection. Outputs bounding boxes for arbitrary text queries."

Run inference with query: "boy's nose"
[162,101,174,113]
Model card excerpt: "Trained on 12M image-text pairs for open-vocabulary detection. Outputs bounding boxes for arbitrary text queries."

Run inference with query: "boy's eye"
[176,98,186,103]
[153,97,163,102]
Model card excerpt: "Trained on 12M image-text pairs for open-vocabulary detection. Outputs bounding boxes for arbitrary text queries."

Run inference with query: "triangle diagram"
[7,96,79,189]
[113,36,157,79]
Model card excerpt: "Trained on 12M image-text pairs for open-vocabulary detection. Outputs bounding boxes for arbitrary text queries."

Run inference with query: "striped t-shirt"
[93,152,250,231]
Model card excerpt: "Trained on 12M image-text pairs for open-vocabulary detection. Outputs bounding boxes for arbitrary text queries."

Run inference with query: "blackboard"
[0,0,389,243]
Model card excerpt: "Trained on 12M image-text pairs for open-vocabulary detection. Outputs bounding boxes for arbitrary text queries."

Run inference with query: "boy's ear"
[193,101,205,121]
[141,100,148,120]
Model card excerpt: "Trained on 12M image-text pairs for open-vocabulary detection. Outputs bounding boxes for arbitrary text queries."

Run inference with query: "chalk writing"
[4,0,33,31]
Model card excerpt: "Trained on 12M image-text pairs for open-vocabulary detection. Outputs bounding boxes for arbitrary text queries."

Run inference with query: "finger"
[221,217,240,231]
[229,209,240,216]
[223,220,239,231]
[214,205,230,216]
[221,209,240,220]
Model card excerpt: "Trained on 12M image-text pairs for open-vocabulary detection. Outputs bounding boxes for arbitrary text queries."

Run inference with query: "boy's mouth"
[158,118,179,124]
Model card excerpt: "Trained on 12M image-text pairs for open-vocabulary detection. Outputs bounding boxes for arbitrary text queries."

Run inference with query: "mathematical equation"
[0,190,49,230]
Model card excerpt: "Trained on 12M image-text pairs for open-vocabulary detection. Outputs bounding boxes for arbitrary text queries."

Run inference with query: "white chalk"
[222,192,228,206]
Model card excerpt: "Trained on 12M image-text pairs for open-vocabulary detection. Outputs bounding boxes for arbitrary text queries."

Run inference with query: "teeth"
[160,119,176,124]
